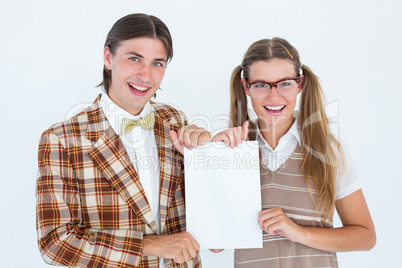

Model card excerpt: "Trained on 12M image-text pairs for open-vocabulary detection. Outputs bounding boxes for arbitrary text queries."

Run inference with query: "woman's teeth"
[129,83,149,91]
[264,105,285,111]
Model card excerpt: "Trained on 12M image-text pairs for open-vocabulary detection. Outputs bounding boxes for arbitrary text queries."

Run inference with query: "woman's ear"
[241,78,251,96]
[298,75,304,90]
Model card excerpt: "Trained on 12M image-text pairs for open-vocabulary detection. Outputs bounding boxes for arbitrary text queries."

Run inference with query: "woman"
[212,37,376,267]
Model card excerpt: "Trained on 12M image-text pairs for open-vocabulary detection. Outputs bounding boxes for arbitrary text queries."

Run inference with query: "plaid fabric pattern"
[36,95,201,268]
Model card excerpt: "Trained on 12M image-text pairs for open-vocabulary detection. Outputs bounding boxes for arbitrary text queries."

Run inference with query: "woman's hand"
[212,121,249,148]
[258,207,304,243]
[170,124,211,155]
[260,190,376,252]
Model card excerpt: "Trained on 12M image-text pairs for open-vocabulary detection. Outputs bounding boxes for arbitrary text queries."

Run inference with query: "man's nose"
[136,63,151,82]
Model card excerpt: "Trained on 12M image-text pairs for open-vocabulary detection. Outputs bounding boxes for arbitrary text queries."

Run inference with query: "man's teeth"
[265,105,285,111]
[129,83,149,91]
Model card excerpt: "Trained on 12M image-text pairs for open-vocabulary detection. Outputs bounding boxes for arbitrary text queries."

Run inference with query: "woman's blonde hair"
[230,37,343,223]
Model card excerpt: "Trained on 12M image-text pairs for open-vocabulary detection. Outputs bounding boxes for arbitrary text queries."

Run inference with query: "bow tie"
[120,112,155,135]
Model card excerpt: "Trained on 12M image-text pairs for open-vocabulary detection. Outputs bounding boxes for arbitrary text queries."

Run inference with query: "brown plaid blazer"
[36,95,201,268]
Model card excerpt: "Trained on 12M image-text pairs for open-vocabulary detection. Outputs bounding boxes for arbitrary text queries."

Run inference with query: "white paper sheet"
[184,141,262,249]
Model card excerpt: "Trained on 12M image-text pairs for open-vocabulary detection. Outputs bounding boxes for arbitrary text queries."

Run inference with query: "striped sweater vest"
[234,144,338,268]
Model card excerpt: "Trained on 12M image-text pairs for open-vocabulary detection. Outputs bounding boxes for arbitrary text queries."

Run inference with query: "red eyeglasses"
[246,77,301,98]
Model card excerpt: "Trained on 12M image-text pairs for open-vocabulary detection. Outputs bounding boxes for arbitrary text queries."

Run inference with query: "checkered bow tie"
[120,112,155,135]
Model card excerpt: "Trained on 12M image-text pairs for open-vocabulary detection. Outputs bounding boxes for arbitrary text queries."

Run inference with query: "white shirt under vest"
[257,115,361,200]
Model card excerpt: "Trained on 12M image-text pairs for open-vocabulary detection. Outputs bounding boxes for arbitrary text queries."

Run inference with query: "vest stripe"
[234,144,338,268]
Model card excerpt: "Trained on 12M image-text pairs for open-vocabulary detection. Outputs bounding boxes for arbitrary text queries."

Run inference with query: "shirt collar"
[256,112,302,148]
[288,117,302,145]
[100,93,153,135]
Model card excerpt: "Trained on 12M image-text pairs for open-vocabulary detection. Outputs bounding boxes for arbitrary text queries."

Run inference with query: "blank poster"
[184,141,262,249]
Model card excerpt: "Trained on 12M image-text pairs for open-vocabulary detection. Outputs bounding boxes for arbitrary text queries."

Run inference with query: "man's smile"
[128,82,151,92]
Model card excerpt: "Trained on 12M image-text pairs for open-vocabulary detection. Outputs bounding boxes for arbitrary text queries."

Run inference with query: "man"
[36,13,209,268]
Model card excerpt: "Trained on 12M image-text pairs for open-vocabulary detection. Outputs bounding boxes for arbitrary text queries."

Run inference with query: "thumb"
[242,121,250,140]
[170,130,184,155]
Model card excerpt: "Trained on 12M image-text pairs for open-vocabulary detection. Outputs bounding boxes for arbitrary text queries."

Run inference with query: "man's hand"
[143,232,200,263]
[170,124,211,155]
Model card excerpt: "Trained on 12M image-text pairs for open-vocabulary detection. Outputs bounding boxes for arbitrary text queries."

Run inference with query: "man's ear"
[241,78,251,96]
[103,47,113,70]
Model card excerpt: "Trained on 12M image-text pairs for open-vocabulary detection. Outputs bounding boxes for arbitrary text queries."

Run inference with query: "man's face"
[104,37,167,115]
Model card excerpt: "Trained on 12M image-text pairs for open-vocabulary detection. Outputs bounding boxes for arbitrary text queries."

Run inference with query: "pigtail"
[298,64,343,224]
[229,65,247,128]
[229,65,256,140]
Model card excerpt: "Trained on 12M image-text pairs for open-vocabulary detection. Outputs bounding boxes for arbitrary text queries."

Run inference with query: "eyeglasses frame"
[245,77,302,98]
[246,77,301,89]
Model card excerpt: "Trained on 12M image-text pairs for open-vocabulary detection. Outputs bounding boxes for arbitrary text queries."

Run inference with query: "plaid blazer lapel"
[86,96,158,233]
[152,102,183,233]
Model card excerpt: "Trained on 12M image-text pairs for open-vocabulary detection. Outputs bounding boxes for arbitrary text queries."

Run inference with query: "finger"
[182,249,191,263]
[262,210,291,236]
[242,121,250,140]
[182,125,198,149]
[264,221,281,236]
[189,234,200,252]
[227,129,237,148]
[187,126,210,148]
[189,130,201,148]
[179,126,191,149]
[187,246,198,259]
[177,125,190,145]
[258,209,276,230]
[182,128,195,148]
[261,216,280,234]
[229,128,239,147]
[212,133,230,147]
[234,126,244,147]
[185,233,200,259]
[258,215,268,231]
[211,134,219,142]
[170,130,184,155]
[197,129,211,146]
[173,256,184,264]
[173,251,187,264]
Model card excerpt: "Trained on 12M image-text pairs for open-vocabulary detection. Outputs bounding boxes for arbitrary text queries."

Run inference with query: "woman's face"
[241,58,301,131]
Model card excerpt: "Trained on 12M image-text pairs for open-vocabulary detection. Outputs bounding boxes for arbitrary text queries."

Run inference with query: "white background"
[1,0,401,267]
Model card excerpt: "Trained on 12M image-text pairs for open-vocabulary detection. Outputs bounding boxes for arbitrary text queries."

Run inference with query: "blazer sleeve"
[36,130,144,268]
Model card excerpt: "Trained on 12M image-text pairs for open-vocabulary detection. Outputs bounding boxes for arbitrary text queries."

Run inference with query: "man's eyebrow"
[126,51,167,62]
[126,51,144,58]
[154,57,167,62]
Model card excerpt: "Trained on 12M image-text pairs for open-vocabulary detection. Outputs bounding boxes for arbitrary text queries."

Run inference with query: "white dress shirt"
[257,115,362,200]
